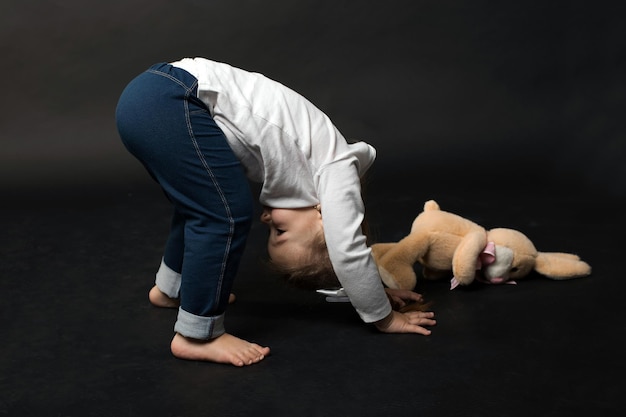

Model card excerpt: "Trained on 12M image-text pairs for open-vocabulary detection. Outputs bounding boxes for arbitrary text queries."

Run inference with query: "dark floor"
[1,178,624,417]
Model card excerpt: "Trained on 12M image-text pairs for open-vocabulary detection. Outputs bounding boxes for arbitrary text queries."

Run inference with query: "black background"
[2,0,624,198]
[2,1,625,416]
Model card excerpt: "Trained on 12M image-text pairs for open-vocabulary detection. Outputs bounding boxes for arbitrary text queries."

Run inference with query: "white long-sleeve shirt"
[171,57,391,323]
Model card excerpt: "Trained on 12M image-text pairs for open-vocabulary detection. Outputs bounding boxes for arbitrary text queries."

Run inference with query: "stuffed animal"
[371,200,591,290]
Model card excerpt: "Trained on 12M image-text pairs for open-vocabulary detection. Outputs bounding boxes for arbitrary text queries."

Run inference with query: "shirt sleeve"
[316,158,392,323]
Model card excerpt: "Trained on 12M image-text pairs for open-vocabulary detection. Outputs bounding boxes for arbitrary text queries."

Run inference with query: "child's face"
[260,206,323,268]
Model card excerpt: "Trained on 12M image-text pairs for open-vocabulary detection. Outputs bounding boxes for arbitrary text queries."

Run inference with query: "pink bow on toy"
[450,241,517,289]
[477,241,496,269]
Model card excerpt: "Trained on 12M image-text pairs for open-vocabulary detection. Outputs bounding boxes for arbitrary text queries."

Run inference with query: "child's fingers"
[405,311,436,327]
[393,300,407,310]
[387,295,407,310]
[406,291,425,302]
[376,311,436,334]
[407,325,432,336]
[407,311,435,318]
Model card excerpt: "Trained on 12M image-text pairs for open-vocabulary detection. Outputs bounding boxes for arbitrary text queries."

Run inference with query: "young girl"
[115,58,436,367]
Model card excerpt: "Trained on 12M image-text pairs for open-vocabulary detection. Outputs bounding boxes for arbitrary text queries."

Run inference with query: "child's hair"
[268,230,341,290]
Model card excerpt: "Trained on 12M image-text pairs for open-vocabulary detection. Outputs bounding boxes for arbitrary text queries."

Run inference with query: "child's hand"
[374,310,436,335]
[384,288,424,311]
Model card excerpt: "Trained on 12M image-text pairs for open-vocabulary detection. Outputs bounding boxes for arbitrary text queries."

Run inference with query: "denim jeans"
[115,63,253,340]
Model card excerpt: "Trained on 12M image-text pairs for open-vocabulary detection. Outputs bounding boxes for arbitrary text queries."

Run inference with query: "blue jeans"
[115,63,253,340]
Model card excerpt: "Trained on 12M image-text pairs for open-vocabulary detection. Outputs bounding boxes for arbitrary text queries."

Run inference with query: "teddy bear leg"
[378,265,417,290]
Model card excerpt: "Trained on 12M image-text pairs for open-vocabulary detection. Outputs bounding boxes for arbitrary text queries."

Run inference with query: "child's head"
[261,206,340,290]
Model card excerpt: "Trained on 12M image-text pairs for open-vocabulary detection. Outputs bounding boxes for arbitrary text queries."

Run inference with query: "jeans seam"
[181,81,234,311]
[146,68,196,91]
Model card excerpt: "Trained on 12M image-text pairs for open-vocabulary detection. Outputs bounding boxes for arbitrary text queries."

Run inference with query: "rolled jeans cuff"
[174,307,226,340]
[155,258,181,298]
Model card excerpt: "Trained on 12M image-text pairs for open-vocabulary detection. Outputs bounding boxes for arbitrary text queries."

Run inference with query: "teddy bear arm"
[451,230,488,285]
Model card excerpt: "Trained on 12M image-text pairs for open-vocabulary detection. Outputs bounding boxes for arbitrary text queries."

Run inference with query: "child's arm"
[317,159,391,323]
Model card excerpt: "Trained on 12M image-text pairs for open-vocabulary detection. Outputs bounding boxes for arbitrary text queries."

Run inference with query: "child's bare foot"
[170,332,270,366]
[148,286,236,308]
[149,285,179,308]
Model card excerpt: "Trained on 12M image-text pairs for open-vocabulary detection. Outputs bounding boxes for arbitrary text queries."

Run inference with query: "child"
[115,58,436,367]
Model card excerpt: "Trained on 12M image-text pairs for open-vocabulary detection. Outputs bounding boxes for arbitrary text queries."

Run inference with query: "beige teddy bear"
[371,200,592,290]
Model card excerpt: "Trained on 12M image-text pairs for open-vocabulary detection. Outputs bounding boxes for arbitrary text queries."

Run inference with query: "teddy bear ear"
[534,252,592,279]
